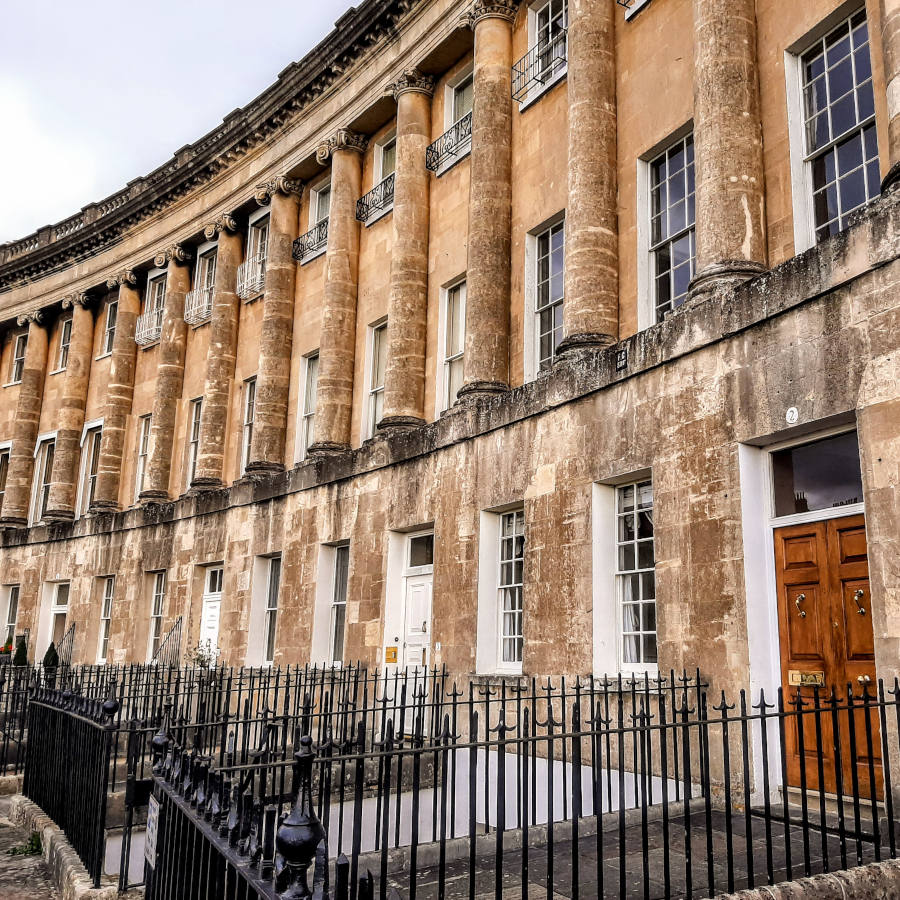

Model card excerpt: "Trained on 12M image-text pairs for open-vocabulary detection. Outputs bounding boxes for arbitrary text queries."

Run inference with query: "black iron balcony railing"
[426,111,473,172]
[291,217,329,261]
[356,173,395,222]
[511,28,568,102]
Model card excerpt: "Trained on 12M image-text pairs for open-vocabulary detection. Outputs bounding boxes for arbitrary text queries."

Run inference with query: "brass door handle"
[853,589,866,616]
[858,675,871,685]
[795,593,807,618]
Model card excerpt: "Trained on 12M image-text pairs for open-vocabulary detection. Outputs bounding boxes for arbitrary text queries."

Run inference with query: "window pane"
[409,534,434,567]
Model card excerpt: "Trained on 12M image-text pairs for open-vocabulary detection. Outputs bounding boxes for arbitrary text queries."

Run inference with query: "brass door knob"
[795,593,807,618]
[853,589,866,616]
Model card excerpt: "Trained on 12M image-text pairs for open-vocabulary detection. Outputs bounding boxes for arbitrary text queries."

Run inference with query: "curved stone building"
[0,0,898,701]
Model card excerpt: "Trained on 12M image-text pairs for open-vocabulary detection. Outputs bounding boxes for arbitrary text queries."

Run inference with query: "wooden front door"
[774,514,878,797]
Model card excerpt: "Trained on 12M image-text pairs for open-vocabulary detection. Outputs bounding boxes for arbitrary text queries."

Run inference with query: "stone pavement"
[0,796,59,900]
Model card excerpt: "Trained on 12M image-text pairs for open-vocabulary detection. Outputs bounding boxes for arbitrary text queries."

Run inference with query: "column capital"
[106,269,137,290]
[153,244,192,268]
[203,213,239,241]
[466,0,518,28]
[61,292,92,310]
[389,68,435,100]
[316,129,368,164]
[255,176,303,206]
[16,309,44,327]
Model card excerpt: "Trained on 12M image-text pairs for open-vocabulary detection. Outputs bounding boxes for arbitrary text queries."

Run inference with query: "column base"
[456,380,510,401]
[88,500,120,514]
[189,477,225,492]
[881,161,900,194]
[555,333,616,357]
[243,461,285,477]
[688,260,768,302]
[42,509,75,523]
[306,441,351,456]
[0,516,27,528]
[377,415,426,432]
[138,490,170,504]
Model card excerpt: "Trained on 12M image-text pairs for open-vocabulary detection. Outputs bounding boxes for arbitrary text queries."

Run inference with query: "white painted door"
[199,567,223,659]
[402,574,432,671]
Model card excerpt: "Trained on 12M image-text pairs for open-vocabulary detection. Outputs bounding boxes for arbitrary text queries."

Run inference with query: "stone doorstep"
[710,858,900,899]
[357,796,708,874]
[7,794,121,900]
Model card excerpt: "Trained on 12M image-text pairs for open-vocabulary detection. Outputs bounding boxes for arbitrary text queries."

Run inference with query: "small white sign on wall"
[144,795,160,868]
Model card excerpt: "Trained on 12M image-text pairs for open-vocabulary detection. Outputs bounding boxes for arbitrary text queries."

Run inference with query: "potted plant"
[12,637,28,667]
[42,642,59,687]
[0,639,12,665]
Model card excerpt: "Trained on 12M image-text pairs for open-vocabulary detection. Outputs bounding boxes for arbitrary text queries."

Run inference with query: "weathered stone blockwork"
[0,0,896,704]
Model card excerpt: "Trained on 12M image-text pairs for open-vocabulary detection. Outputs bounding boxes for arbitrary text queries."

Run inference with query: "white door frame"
[198,566,224,659]
[382,530,434,672]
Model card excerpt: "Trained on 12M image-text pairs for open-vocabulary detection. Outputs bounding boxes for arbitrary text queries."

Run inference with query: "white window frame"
[53,316,73,373]
[147,570,166,662]
[48,581,70,652]
[624,0,653,20]
[186,241,217,324]
[29,432,57,525]
[8,332,27,386]
[97,575,115,664]
[523,211,565,383]
[263,556,281,665]
[364,319,388,440]
[100,299,118,358]
[75,418,103,518]
[135,414,151,503]
[518,0,569,111]
[238,208,270,300]
[475,505,525,675]
[297,352,319,461]
[241,377,257,476]
[2,584,19,647]
[436,278,466,413]
[786,3,878,253]
[0,440,11,513]
[636,122,695,331]
[185,398,202,489]
[328,544,350,666]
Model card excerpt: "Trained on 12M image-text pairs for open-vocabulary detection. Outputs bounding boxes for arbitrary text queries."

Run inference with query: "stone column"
[91,271,140,512]
[881,0,900,190]
[380,69,435,430]
[192,214,242,490]
[140,245,192,502]
[458,0,517,399]
[45,294,94,521]
[308,130,367,454]
[246,176,302,475]
[0,313,48,526]
[558,0,618,354]
[689,0,767,299]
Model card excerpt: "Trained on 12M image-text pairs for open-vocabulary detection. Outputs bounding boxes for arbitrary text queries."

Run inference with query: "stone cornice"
[389,68,435,99]
[106,270,138,290]
[466,0,518,27]
[153,244,193,268]
[61,292,92,310]
[0,0,421,294]
[254,176,304,207]
[316,128,369,164]
[203,214,239,241]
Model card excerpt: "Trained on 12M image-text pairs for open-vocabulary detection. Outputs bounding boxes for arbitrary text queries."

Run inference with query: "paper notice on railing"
[145,795,160,868]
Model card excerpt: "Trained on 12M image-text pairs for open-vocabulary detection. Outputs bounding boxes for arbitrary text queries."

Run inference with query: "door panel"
[774,514,878,798]
[402,575,432,671]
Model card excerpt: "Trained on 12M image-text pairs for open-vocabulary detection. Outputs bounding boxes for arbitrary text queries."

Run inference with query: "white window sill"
[625,0,653,21]
[3,381,22,388]
[365,203,394,228]
[241,292,263,304]
[518,66,567,113]
[434,141,472,178]
[48,368,66,377]
[300,244,327,266]
[139,340,160,350]
[95,351,112,361]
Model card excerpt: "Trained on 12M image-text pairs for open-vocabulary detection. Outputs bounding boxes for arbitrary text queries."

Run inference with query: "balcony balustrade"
[236,253,266,300]
[134,306,164,345]
[511,28,568,102]
[425,111,473,172]
[355,173,395,222]
[184,286,213,325]
[291,217,329,262]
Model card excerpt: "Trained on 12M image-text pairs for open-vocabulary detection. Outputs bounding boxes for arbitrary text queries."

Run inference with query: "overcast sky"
[0,0,357,243]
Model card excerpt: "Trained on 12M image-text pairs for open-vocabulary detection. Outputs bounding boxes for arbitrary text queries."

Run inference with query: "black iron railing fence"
[144,676,900,900]
[23,686,120,887]
[511,28,568,102]
[356,175,395,222]
[425,112,473,172]
[293,219,329,261]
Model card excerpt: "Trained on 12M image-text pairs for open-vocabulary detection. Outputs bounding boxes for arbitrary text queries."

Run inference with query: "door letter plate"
[788,669,825,687]
[385,646,398,664]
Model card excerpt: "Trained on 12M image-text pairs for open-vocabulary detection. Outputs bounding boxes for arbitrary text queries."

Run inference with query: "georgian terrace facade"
[0,0,899,699]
